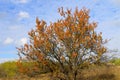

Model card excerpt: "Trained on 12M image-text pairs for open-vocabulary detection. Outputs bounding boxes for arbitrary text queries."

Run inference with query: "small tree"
[17,7,107,80]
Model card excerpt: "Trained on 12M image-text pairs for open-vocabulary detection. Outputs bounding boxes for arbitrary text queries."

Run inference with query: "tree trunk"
[73,70,77,80]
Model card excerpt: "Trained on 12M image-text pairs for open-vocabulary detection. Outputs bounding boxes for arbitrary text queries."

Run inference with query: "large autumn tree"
[17,7,107,80]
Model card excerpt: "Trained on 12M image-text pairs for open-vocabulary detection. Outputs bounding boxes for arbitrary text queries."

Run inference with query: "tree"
[17,7,107,80]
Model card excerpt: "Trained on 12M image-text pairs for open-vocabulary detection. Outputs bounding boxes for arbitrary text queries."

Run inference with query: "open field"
[0,65,120,80]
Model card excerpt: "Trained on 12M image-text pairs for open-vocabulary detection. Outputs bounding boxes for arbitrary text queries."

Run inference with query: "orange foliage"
[72,52,78,58]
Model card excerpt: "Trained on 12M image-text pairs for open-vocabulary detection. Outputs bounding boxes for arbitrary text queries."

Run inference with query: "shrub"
[0,61,18,78]
[16,61,50,77]
[0,67,7,78]
[110,58,120,65]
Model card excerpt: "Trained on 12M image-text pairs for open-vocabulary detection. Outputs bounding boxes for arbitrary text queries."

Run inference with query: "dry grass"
[0,73,51,80]
[0,65,120,80]
[78,65,116,80]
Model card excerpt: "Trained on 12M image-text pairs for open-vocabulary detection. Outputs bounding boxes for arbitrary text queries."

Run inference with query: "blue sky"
[0,0,120,62]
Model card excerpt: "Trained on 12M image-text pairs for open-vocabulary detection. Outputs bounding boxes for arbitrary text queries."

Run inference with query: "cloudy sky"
[0,0,120,62]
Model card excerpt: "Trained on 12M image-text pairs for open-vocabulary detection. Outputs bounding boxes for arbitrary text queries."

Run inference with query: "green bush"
[110,58,120,65]
[0,61,47,78]
[0,67,7,77]
[17,61,50,77]
[0,61,18,78]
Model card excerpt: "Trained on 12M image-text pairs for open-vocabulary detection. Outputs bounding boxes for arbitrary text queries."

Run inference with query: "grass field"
[0,65,120,80]
[0,60,120,80]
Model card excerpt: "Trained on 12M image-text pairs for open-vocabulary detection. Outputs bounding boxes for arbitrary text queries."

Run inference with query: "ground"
[0,65,120,80]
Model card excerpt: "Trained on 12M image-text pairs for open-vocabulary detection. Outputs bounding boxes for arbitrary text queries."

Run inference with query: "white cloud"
[18,11,30,20]
[4,37,14,45]
[18,0,28,3]
[110,0,120,6]
[20,38,27,45]
[9,26,21,30]
[0,58,18,63]
[15,37,28,46]
[11,0,28,4]
[3,37,27,46]
[100,19,120,28]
